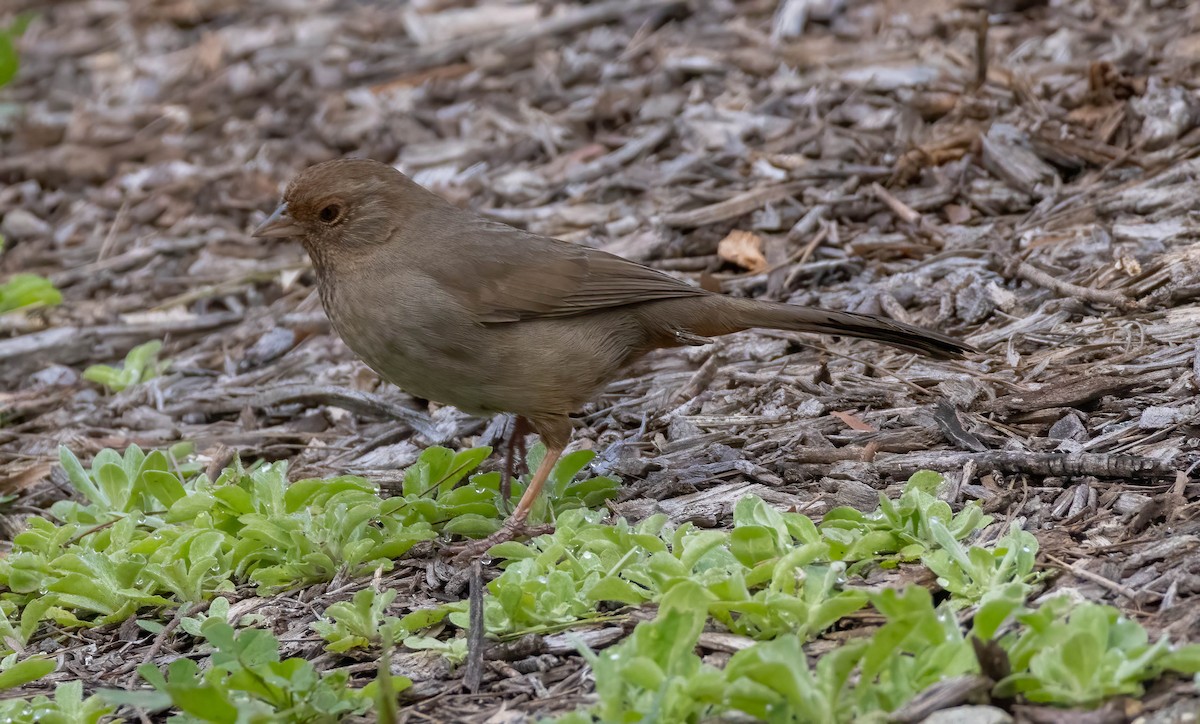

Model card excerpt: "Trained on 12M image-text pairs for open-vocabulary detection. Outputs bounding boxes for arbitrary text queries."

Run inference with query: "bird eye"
[319,204,341,223]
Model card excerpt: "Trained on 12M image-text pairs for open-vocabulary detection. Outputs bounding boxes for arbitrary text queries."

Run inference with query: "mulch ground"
[2,0,1200,720]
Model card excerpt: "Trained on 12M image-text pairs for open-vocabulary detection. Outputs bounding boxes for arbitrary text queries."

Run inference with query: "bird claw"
[442,520,555,563]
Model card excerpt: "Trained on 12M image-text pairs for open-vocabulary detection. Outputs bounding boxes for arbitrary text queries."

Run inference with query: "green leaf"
[0,15,33,89]
[487,541,536,561]
[0,274,61,313]
[587,576,648,606]
[399,607,448,632]
[403,446,490,497]
[677,529,727,571]
[234,629,282,668]
[549,449,596,496]
[1161,645,1200,674]
[171,684,239,723]
[58,446,105,506]
[166,492,216,523]
[125,341,163,378]
[442,514,502,539]
[560,475,620,508]
[0,656,54,689]
[95,463,130,512]
[285,476,374,511]
[730,526,779,567]
[972,584,1027,640]
[906,470,944,494]
[80,365,123,391]
[95,686,173,712]
[142,470,186,508]
[83,341,167,392]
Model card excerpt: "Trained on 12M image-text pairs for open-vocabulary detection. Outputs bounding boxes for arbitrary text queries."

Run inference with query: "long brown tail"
[719,297,974,360]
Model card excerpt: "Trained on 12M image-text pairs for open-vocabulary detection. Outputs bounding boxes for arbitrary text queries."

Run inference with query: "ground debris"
[2,0,1200,719]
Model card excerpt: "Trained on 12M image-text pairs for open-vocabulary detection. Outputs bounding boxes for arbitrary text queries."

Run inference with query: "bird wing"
[425,214,710,324]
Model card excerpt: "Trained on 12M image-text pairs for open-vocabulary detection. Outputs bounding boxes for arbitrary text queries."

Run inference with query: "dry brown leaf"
[831,410,877,432]
[717,230,768,273]
[0,461,52,494]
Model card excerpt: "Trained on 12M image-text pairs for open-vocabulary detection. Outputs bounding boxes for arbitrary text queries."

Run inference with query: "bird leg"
[448,440,565,562]
[499,415,531,509]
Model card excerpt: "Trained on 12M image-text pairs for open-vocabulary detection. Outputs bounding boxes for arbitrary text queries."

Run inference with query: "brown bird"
[254,158,972,556]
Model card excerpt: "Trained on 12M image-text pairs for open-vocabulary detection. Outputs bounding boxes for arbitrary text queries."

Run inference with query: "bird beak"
[252,203,303,238]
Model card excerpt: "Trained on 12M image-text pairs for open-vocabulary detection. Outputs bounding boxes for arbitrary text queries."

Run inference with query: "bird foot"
[499,416,531,512]
[443,520,555,563]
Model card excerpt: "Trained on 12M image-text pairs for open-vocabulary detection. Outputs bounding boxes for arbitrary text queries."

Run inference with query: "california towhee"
[253,159,972,555]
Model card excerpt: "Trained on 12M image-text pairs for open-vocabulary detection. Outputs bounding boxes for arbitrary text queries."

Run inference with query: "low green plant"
[713,497,868,639]
[559,582,724,724]
[995,596,1200,706]
[22,443,1198,722]
[518,471,1193,720]
[107,617,410,722]
[395,444,619,539]
[55,442,194,520]
[923,520,1039,605]
[0,13,34,88]
[818,470,991,568]
[0,655,113,724]
[0,273,61,313]
[179,597,231,637]
[559,582,957,722]
[0,445,218,629]
[0,442,615,655]
[0,656,56,690]
[723,633,867,723]
[314,588,405,654]
[12,545,175,625]
[459,509,657,634]
[715,585,981,723]
[403,633,469,665]
[0,681,114,724]
[563,559,1200,722]
[852,585,980,714]
[314,587,470,662]
[83,340,170,392]
[205,461,437,593]
[450,484,973,640]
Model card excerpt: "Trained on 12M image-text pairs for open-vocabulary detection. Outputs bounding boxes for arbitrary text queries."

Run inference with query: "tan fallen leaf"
[717,230,768,273]
[831,409,876,432]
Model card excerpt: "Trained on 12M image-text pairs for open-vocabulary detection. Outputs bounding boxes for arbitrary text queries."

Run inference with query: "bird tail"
[719,297,973,360]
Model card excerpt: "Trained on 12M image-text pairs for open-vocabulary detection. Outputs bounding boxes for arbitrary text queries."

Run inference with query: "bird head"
[253,158,434,267]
